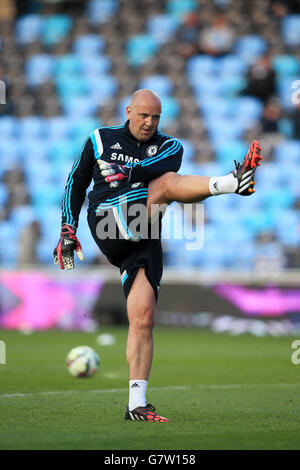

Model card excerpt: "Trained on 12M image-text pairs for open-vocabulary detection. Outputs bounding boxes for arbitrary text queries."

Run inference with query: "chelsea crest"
[146,145,158,157]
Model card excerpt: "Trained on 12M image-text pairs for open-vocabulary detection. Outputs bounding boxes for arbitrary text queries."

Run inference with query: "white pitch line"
[0,383,300,399]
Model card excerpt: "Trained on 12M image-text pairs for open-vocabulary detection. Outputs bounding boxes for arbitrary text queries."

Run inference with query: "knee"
[152,171,179,203]
[130,307,155,332]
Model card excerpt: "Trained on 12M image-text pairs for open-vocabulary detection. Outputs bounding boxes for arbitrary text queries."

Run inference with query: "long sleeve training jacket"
[61,120,183,228]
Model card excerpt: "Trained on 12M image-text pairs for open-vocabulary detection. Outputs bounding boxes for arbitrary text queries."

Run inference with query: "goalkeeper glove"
[99,161,130,188]
[53,224,85,270]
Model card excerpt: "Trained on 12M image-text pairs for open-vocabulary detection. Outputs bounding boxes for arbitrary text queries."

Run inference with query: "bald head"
[126,89,162,142]
[130,89,162,110]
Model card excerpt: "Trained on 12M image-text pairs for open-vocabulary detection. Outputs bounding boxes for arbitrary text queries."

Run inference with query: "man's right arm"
[54,136,94,269]
[61,136,94,229]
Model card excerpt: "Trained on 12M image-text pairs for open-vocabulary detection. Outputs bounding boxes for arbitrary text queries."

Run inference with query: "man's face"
[126,98,161,142]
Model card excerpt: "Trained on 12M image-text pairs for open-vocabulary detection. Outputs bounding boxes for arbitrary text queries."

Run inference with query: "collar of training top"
[123,120,159,144]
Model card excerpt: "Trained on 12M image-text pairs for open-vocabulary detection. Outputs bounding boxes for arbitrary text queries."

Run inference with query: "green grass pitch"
[0,326,299,450]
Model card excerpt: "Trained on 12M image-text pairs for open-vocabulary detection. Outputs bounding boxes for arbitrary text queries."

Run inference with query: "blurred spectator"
[199,13,235,56]
[270,0,300,18]
[0,0,15,20]
[175,13,200,59]
[254,231,287,271]
[17,220,41,266]
[241,55,276,103]
[288,101,300,139]
[260,98,282,133]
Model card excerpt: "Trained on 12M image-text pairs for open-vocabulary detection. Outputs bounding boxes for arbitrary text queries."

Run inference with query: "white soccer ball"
[66,346,100,378]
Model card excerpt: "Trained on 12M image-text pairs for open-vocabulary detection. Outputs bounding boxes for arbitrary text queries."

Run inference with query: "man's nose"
[145,116,153,126]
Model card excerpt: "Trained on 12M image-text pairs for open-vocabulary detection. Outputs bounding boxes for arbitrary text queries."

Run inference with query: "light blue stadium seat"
[226,240,256,269]
[48,138,78,162]
[147,14,179,44]
[0,220,19,265]
[87,0,119,25]
[194,161,226,177]
[0,140,20,174]
[61,96,99,116]
[260,187,296,210]
[81,55,112,75]
[220,76,247,96]
[139,75,173,97]
[186,55,217,78]
[180,139,195,162]
[68,117,101,141]
[42,15,73,47]
[234,35,267,64]
[178,161,200,175]
[218,54,248,76]
[233,96,263,121]
[56,76,89,99]
[126,35,159,67]
[15,14,43,45]
[23,160,53,188]
[206,118,245,143]
[117,96,131,122]
[86,75,118,103]
[166,0,197,21]
[73,34,105,56]
[213,140,248,166]
[274,140,300,164]
[9,206,36,229]
[199,97,231,119]
[55,54,82,76]
[47,116,72,139]
[19,116,46,138]
[239,208,276,235]
[272,55,300,76]
[277,163,300,195]
[21,137,49,161]
[254,162,282,188]
[0,139,20,160]
[192,77,222,99]
[25,54,56,87]
[281,15,300,48]
[159,96,180,127]
[0,116,18,138]
[274,209,300,246]
[30,183,63,208]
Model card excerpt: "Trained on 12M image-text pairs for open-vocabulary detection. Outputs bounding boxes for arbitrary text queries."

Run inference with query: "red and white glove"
[53,224,85,270]
[99,161,130,188]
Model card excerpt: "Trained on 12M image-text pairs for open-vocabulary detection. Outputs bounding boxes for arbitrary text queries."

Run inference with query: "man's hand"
[99,161,130,188]
[53,224,85,270]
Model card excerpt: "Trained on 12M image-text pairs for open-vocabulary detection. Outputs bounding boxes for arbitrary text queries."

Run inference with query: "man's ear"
[126,105,131,120]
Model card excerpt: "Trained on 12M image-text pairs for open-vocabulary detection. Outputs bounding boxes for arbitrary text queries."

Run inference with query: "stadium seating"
[1,1,300,271]
[15,14,43,45]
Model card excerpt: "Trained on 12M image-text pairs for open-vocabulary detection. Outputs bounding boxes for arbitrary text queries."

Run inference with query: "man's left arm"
[100,139,183,186]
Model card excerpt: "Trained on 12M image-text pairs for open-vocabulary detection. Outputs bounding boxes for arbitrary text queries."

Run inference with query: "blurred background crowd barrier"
[0,0,300,334]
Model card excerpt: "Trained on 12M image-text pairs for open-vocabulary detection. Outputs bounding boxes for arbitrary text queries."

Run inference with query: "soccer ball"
[66,346,100,378]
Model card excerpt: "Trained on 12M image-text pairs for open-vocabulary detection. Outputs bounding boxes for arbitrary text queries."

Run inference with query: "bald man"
[54,89,262,422]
